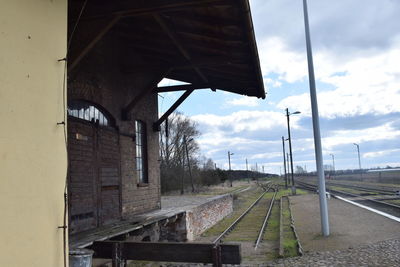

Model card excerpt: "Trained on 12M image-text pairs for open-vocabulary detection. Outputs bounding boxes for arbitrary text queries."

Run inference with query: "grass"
[263,201,280,242]
[201,186,264,237]
[281,197,300,258]
[264,188,308,201]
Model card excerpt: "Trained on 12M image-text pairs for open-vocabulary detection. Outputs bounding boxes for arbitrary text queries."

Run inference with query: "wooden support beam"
[91,241,241,265]
[122,69,170,120]
[153,14,209,83]
[156,84,210,93]
[153,89,194,131]
[73,0,232,21]
[68,16,121,71]
[121,56,236,74]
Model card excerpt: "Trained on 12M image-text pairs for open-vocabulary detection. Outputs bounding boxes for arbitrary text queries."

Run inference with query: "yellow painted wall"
[0,0,68,266]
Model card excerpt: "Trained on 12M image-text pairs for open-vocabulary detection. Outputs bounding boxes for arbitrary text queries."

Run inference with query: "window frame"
[67,99,115,127]
[135,120,148,185]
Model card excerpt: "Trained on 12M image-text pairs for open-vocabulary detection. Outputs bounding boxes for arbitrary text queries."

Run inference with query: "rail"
[213,185,272,244]
[255,189,277,249]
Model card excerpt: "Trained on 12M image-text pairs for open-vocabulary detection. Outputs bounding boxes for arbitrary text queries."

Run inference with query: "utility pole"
[286,108,299,195]
[353,143,362,180]
[184,135,194,193]
[330,154,335,179]
[282,136,288,188]
[246,158,249,183]
[303,0,329,236]
[181,144,185,195]
[255,162,258,181]
[286,153,290,183]
[228,151,234,187]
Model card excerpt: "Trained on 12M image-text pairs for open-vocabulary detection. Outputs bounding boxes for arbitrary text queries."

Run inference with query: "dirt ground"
[290,194,400,252]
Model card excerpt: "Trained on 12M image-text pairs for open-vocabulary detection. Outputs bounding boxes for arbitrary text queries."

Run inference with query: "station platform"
[290,194,400,252]
[268,193,400,266]
[70,194,233,248]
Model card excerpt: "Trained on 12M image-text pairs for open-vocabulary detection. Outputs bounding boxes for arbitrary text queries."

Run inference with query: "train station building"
[0,0,264,266]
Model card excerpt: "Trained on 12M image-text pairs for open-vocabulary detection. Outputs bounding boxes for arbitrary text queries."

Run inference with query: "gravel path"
[265,238,400,267]
[133,238,400,266]
[289,194,400,252]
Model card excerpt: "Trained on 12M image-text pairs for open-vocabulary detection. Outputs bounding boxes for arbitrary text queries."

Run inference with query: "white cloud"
[192,110,289,133]
[250,152,282,160]
[322,123,400,150]
[363,149,400,159]
[258,37,308,83]
[274,37,400,119]
[226,96,260,107]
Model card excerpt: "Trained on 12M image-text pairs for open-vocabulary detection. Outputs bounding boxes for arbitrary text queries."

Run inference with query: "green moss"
[283,239,298,257]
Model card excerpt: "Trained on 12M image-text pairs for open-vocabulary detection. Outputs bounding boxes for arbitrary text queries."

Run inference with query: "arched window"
[68,100,114,127]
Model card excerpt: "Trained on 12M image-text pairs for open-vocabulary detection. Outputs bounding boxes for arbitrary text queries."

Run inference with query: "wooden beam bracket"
[153,89,194,131]
[122,69,171,120]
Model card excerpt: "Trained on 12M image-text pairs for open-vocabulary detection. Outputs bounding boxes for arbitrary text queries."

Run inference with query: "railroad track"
[320,180,396,195]
[213,184,277,250]
[296,180,400,218]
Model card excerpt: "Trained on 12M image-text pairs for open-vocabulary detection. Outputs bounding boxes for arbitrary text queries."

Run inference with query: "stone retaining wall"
[185,194,233,240]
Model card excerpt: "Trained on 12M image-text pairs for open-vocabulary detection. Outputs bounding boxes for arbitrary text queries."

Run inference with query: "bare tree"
[159,112,200,193]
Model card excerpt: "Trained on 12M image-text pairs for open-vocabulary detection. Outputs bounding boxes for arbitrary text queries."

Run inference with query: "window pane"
[67,100,111,127]
[135,120,147,183]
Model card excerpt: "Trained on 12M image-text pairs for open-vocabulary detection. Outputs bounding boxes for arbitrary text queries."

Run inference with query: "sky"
[158,0,400,174]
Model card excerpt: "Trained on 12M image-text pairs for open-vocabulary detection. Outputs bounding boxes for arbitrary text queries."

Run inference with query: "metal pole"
[330,154,335,178]
[303,0,329,236]
[255,163,258,181]
[286,108,296,194]
[354,143,361,170]
[184,136,195,192]
[246,158,249,183]
[282,136,288,188]
[286,153,290,181]
[354,143,362,180]
[228,151,233,187]
[181,142,185,195]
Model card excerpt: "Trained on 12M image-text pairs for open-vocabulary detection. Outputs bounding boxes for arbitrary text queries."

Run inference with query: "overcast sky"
[159,0,400,174]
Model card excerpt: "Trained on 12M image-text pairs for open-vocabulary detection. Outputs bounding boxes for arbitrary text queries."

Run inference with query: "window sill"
[137,183,149,188]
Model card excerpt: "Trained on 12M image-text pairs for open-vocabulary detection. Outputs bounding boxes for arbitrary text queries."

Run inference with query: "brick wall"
[68,32,161,221]
[185,195,233,240]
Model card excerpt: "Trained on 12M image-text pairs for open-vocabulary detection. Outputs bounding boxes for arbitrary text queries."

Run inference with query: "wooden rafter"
[156,84,210,93]
[122,69,171,120]
[153,89,194,131]
[72,0,233,21]
[68,16,121,71]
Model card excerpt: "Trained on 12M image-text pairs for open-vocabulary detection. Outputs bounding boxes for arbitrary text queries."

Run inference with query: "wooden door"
[68,120,97,233]
[97,127,121,225]
[68,119,122,233]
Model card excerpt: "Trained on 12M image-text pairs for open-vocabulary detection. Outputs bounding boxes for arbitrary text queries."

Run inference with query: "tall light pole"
[228,151,234,187]
[286,108,300,195]
[246,158,249,183]
[353,143,362,180]
[303,0,329,236]
[330,153,335,178]
[282,136,288,188]
[353,143,361,170]
[286,152,290,184]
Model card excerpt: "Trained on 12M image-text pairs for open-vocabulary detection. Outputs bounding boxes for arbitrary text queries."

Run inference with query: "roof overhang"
[69,0,265,99]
